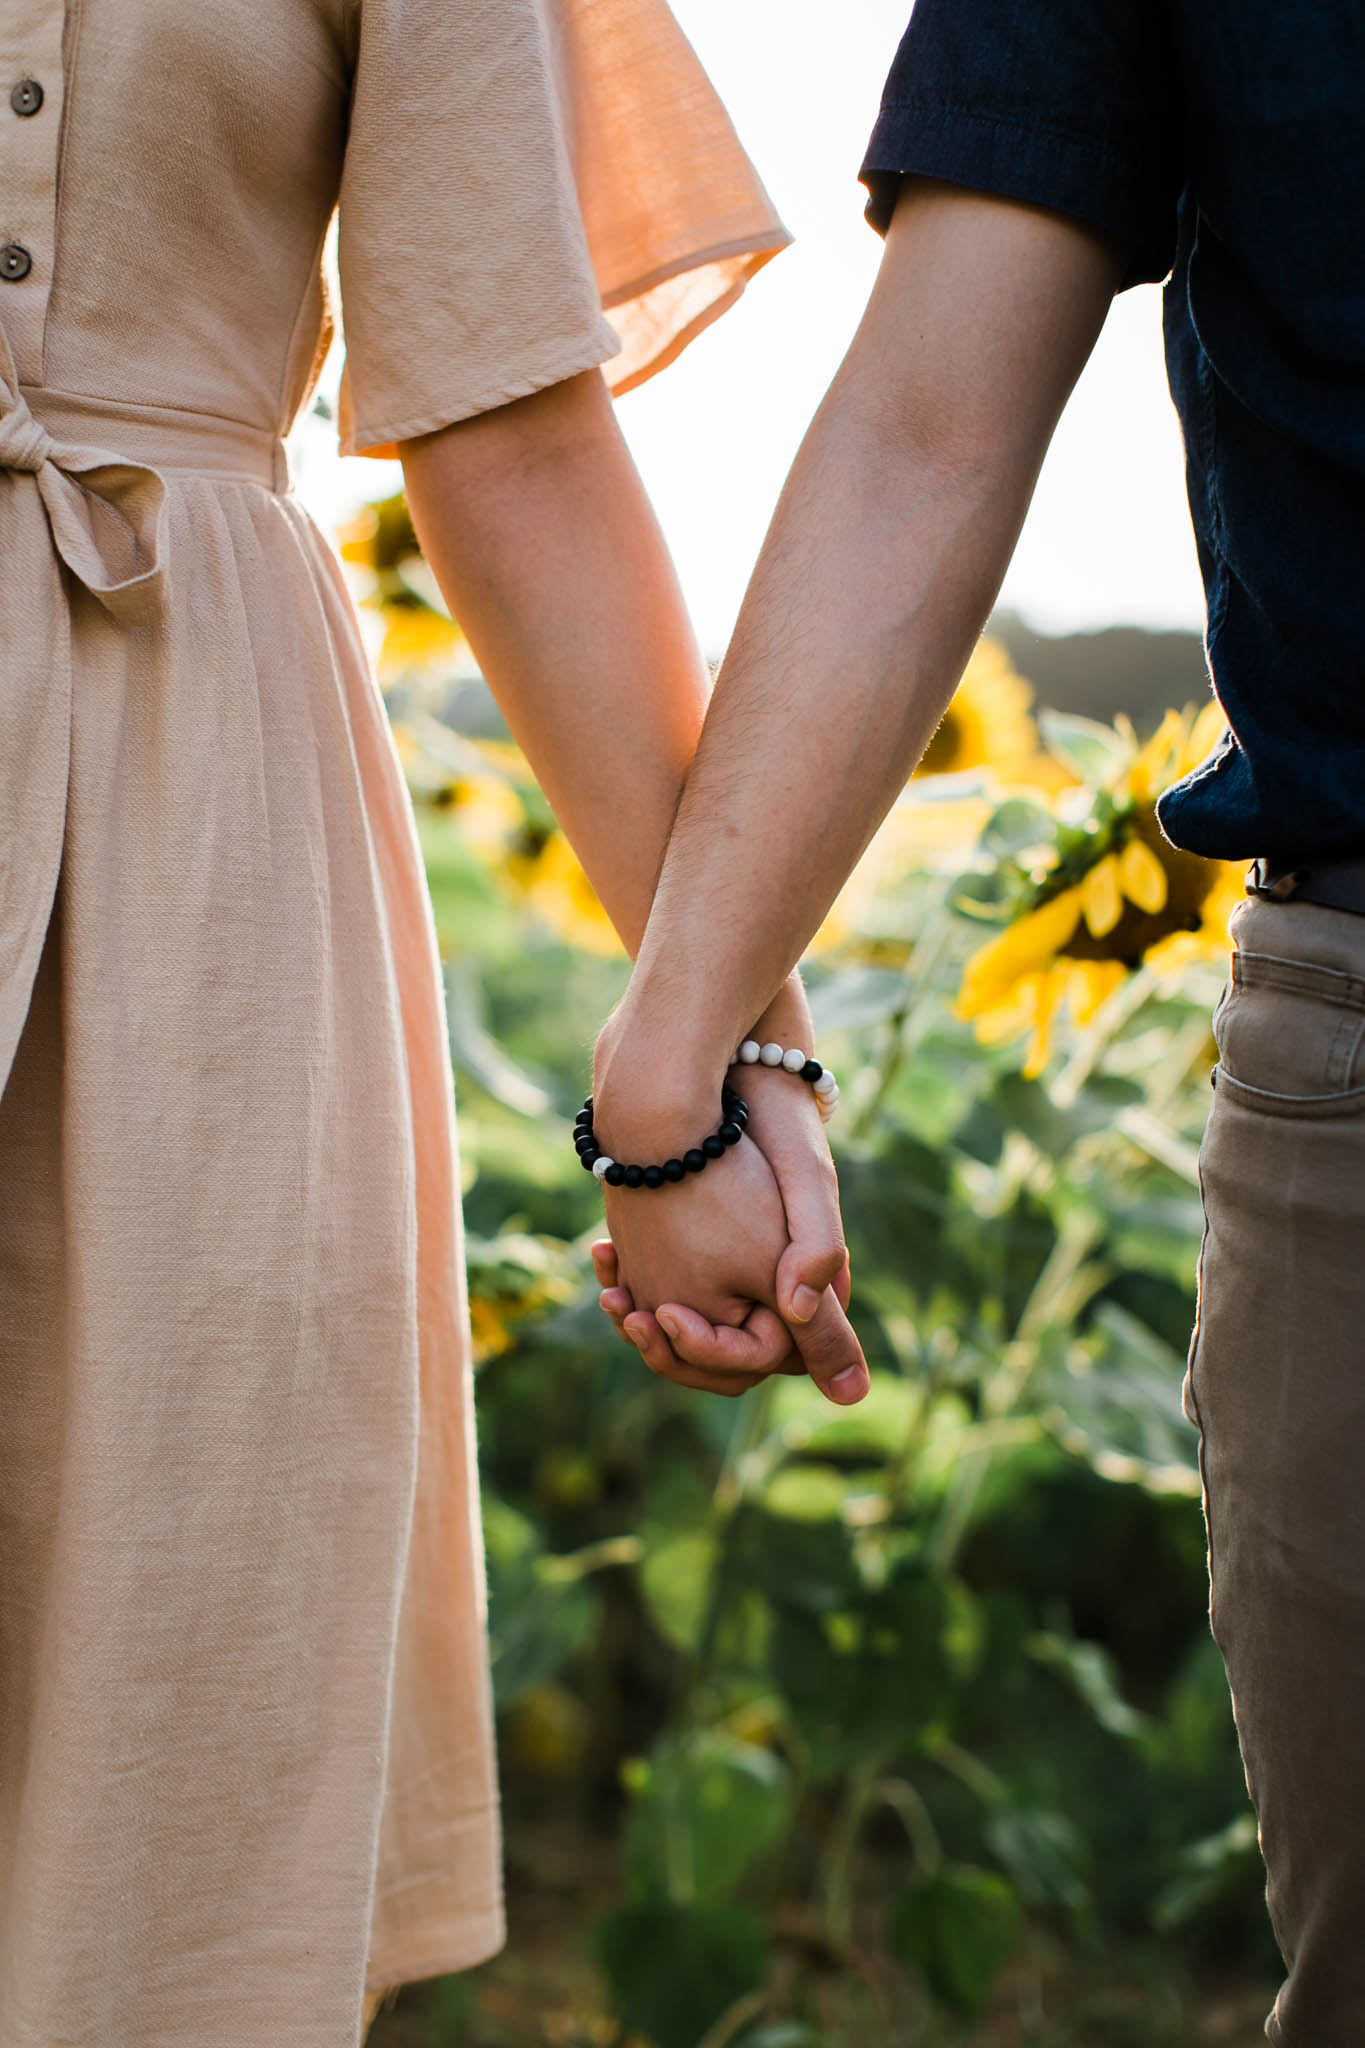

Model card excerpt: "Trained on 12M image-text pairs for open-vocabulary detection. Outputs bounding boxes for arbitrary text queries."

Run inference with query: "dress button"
[0,243,33,282]
[10,78,43,117]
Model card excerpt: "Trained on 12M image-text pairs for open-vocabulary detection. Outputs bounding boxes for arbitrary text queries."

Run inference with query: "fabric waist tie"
[19,384,291,491]
[0,319,290,1102]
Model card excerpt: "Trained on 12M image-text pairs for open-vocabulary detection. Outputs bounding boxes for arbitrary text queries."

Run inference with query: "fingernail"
[658,1311,681,1342]
[829,1364,867,1404]
[791,1284,821,1324]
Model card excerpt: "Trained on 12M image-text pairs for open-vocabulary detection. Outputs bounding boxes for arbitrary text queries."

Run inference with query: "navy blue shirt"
[860,0,1365,865]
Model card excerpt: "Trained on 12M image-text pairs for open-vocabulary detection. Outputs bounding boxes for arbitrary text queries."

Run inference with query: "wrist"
[593,1009,727,1161]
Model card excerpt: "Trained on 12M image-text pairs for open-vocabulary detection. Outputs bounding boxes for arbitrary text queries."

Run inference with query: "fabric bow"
[0,317,172,1105]
[0,322,167,624]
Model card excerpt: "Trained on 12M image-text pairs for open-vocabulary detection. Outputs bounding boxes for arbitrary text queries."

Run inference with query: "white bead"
[760,1041,784,1067]
[592,1156,614,1180]
[781,1046,807,1073]
[737,1041,761,1065]
[813,1070,838,1096]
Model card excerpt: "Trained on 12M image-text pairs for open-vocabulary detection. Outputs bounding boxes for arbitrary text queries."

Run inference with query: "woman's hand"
[590,1032,868,1403]
[599,1130,805,1398]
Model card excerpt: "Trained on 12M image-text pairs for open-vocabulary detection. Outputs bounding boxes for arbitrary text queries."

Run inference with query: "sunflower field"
[347,494,1282,2048]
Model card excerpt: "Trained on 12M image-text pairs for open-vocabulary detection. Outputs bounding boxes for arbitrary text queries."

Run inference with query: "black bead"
[643,1165,665,1189]
[604,1163,626,1187]
[663,1158,686,1182]
[580,1150,599,1170]
[683,1149,707,1173]
[574,1134,596,1154]
[624,1165,645,1189]
[719,1121,742,1146]
[582,1095,594,1112]
[802,1060,823,1083]
[702,1133,726,1159]
[731,1098,748,1119]
[574,1108,592,1126]
[731,1103,748,1127]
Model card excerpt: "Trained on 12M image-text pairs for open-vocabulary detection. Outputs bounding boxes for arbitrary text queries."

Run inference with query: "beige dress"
[0,3,785,2041]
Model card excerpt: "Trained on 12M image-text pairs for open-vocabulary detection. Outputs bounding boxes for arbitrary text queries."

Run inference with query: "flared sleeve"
[336,0,790,459]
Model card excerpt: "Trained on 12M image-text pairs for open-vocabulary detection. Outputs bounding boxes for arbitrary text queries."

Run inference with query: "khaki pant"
[1187,891,1365,2044]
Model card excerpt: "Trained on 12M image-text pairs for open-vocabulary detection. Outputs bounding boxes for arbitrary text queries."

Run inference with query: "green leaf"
[735,2028,823,2048]
[888,1865,1023,2017]
[770,1373,920,1461]
[622,1731,791,1905]
[806,965,909,1034]
[596,1902,768,2048]
[641,1530,718,1651]
[985,1805,1091,1915]
[444,959,551,1116]
[992,1070,1144,1161]
[1028,1629,1149,1741]
[1038,709,1126,785]
[1152,1813,1260,1932]
[982,796,1058,858]
[762,1463,849,1523]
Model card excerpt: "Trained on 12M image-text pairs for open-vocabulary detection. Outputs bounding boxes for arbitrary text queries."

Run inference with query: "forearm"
[617,390,1026,1078]
[398,369,707,959]
[601,184,1122,1114]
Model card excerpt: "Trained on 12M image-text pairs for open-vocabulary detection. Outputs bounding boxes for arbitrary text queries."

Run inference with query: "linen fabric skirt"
[0,445,500,2043]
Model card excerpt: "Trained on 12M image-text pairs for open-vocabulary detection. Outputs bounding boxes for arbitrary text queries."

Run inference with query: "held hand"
[595,1062,868,1404]
[599,1131,802,1399]
[593,1239,859,1399]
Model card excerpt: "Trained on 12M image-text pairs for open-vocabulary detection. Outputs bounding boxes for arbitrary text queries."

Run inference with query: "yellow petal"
[1068,958,1126,1026]
[969,975,1044,1048]
[378,606,463,678]
[1181,697,1228,772]
[1126,709,1185,803]
[1119,836,1169,915]
[1082,854,1123,938]
[1023,962,1069,1077]
[957,889,1083,1018]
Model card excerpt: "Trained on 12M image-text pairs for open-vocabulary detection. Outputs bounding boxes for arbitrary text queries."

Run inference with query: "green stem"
[688,1378,779,1701]
[823,1749,892,1943]
[873,1775,944,1876]
[851,880,957,1139]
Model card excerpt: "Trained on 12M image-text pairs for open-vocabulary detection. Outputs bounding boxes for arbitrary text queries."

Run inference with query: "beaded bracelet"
[574,1087,749,1189]
[733,1039,840,1122]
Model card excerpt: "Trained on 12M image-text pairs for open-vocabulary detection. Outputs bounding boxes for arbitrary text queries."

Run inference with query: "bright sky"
[292,0,1206,656]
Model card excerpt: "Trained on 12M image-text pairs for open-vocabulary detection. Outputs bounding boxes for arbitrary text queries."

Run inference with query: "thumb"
[787,1285,869,1405]
[775,1236,849,1327]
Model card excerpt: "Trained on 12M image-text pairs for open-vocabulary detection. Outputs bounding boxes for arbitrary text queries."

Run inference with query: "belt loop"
[1247,859,1304,901]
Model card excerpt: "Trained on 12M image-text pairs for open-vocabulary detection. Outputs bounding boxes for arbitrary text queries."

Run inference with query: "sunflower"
[504,828,622,956]
[958,701,1241,1075]
[916,637,1043,780]
[335,491,420,575]
[337,490,467,681]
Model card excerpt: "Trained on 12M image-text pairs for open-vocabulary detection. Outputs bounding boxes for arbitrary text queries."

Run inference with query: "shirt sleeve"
[859,0,1184,290]
[336,0,790,458]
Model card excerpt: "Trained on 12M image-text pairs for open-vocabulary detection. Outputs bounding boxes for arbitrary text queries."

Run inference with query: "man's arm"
[596,181,1124,1144]
[398,370,863,1391]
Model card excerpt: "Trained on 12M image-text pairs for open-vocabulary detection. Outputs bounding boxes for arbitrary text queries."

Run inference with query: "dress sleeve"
[859,0,1185,292]
[336,0,790,459]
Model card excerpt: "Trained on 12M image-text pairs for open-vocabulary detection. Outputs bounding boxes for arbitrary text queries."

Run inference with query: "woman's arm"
[398,371,864,1392]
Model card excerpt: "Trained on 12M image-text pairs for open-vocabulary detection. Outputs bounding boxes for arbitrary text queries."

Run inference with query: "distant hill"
[989,611,1211,735]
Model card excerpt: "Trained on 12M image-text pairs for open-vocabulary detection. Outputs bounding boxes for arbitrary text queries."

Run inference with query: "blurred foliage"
[346,495,1279,2047]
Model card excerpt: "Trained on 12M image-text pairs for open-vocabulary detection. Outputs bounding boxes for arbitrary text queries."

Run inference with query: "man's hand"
[592,1238,858,1397]
[590,1040,868,1403]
